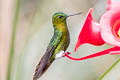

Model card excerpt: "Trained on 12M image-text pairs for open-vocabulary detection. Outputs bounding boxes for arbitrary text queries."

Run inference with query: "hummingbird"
[33,12,81,80]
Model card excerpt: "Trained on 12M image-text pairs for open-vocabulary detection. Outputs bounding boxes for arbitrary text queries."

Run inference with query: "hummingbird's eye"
[58,16,64,19]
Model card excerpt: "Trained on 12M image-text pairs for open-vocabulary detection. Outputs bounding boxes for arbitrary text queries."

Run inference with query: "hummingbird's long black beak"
[67,12,82,18]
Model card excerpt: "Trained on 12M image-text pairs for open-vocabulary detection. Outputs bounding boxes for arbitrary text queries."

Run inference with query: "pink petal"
[100,0,120,47]
[107,0,111,11]
[66,47,120,61]
[75,8,105,51]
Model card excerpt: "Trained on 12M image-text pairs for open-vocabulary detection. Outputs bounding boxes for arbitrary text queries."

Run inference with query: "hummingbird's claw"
[62,52,71,57]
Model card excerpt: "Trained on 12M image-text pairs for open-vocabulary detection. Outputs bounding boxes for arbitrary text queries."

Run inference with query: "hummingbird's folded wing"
[33,32,62,80]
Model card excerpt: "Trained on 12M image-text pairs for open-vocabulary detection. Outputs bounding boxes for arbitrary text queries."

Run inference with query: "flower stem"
[7,0,20,80]
[98,58,120,80]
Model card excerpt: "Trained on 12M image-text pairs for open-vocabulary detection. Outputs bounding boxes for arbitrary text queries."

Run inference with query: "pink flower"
[65,0,120,61]
[75,8,105,52]
[100,0,120,47]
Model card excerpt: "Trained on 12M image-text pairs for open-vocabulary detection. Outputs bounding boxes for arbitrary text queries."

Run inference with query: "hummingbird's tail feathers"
[33,46,55,80]
[33,58,51,80]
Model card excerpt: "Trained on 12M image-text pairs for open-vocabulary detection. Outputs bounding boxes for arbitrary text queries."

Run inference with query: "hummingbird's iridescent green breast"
[51,24,70,58]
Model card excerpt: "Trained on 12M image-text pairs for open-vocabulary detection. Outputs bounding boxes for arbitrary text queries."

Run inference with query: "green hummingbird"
[33,12,81,80]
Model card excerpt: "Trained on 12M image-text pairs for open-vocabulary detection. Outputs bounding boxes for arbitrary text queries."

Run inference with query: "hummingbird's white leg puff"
[55,50,65,59]
[55,51,71,59]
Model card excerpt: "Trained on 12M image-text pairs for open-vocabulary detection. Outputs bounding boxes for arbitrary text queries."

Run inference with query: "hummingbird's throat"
[56,23,68,32]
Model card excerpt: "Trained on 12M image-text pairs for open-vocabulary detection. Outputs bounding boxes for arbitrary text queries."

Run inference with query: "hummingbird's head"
[52,12,82,31]
[52,12,68,27]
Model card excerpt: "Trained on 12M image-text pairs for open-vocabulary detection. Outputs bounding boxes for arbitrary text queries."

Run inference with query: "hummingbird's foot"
[62,52,71,57]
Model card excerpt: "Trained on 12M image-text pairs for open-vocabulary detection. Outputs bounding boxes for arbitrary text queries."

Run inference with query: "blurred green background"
[0,0,119,80]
